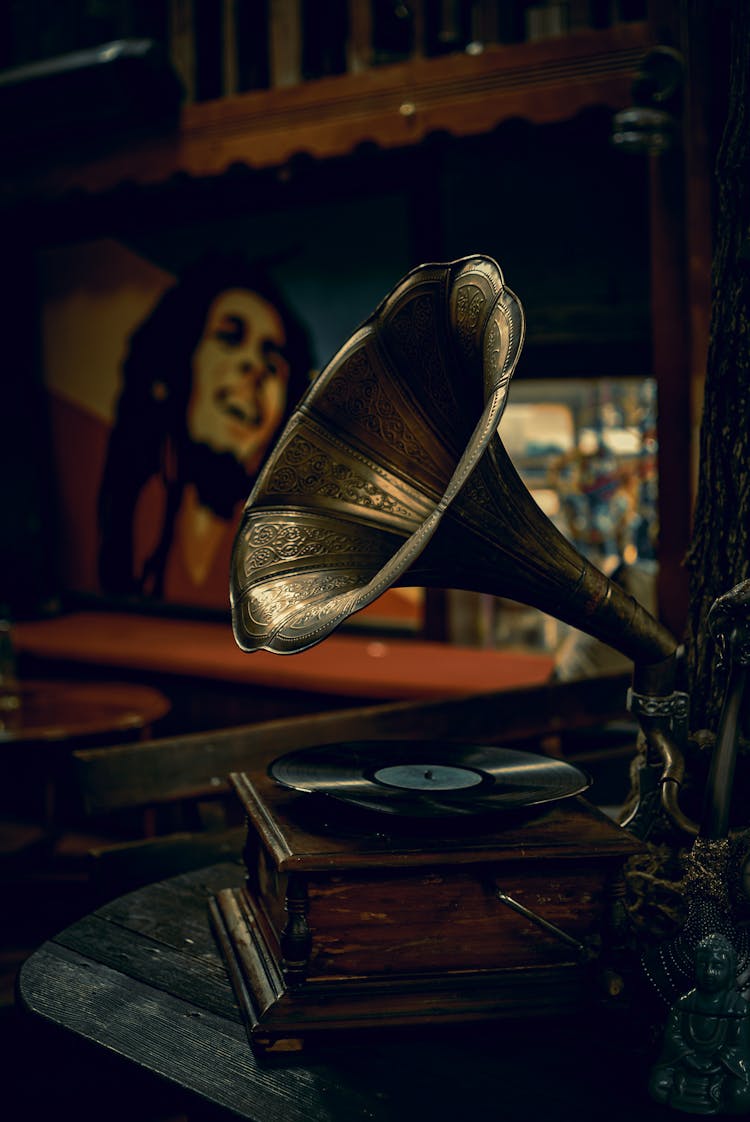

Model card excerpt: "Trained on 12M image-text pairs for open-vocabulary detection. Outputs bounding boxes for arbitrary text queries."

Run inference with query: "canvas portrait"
[37,192,423,628]
[40,238,313,613]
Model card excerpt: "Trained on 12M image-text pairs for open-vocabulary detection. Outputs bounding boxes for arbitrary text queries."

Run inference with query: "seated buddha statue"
[649,932,750,1115]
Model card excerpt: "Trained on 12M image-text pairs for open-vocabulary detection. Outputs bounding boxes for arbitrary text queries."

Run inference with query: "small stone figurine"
[649,933,750,1114]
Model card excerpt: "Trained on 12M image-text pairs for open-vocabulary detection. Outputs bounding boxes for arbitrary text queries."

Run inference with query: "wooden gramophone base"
[209,883,593,1054]
[209,770,641,1054]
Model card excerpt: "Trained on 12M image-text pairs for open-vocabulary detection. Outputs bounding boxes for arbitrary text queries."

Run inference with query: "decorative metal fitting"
[627,688,690,743]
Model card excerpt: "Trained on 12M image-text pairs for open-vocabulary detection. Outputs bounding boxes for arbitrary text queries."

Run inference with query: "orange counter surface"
[12,612,555,702]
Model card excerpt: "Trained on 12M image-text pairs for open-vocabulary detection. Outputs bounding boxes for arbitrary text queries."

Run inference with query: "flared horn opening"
[230,255,524,653]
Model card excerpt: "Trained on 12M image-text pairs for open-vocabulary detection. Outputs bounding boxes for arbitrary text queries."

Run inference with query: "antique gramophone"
[210,255,692,1052]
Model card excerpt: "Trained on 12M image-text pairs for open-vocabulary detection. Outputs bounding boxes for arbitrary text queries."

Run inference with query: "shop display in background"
[507,376,658,573]
[449,376,659,654]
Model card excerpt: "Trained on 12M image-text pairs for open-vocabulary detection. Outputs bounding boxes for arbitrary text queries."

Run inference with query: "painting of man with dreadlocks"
[38,228,421,630]
[96,253,313,607]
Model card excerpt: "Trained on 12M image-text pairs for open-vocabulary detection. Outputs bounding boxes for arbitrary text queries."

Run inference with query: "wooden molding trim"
[15,24,652,200]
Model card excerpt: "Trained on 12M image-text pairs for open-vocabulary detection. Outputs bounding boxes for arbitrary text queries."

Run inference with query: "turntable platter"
[269,739,591,817]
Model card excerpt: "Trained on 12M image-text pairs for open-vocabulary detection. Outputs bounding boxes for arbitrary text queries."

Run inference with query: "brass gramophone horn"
[230,255,694,835]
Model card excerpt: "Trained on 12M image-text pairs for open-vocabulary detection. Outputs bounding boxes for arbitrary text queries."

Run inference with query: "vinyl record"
[269,740,591,818]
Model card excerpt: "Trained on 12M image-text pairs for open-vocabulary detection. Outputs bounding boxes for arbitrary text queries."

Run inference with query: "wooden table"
[12,611,555,701]
[12,610,556,737]
[0,678,171,743]
[0,678,171,832]
[17,862,670,1122]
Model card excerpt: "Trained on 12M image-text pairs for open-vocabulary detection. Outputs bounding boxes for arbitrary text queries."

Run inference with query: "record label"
[373,763,484,791]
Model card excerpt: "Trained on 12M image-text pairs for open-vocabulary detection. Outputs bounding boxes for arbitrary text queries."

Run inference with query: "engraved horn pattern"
[230,253,674,666]
[231,255,519,653]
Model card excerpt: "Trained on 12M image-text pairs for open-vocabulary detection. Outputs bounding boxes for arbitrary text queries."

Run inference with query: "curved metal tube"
[649,724,698,837]
[620,651,697,838]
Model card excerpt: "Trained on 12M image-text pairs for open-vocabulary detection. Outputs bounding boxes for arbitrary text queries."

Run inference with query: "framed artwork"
[37,192,423,631]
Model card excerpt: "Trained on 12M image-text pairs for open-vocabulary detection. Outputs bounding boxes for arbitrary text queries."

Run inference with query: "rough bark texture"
[685,0,750,734]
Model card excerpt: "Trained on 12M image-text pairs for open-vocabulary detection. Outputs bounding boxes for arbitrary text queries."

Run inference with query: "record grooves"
[269,739,591,818]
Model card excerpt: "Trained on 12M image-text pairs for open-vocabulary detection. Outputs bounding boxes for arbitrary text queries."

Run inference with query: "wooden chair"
[72,670,634,900]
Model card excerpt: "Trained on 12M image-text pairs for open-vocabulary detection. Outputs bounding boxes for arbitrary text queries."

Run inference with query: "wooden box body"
[210,768,640,1052]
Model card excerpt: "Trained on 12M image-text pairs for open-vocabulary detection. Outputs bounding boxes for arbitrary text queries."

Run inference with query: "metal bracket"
[627,688,690,744]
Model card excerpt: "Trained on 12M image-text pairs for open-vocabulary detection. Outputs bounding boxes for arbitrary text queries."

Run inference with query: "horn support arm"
[622,652,697,838]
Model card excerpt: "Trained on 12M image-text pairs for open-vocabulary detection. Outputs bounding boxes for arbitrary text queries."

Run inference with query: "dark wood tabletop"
[0,678,171,743]
[17,861,674,1122]
[0,677,172,832]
